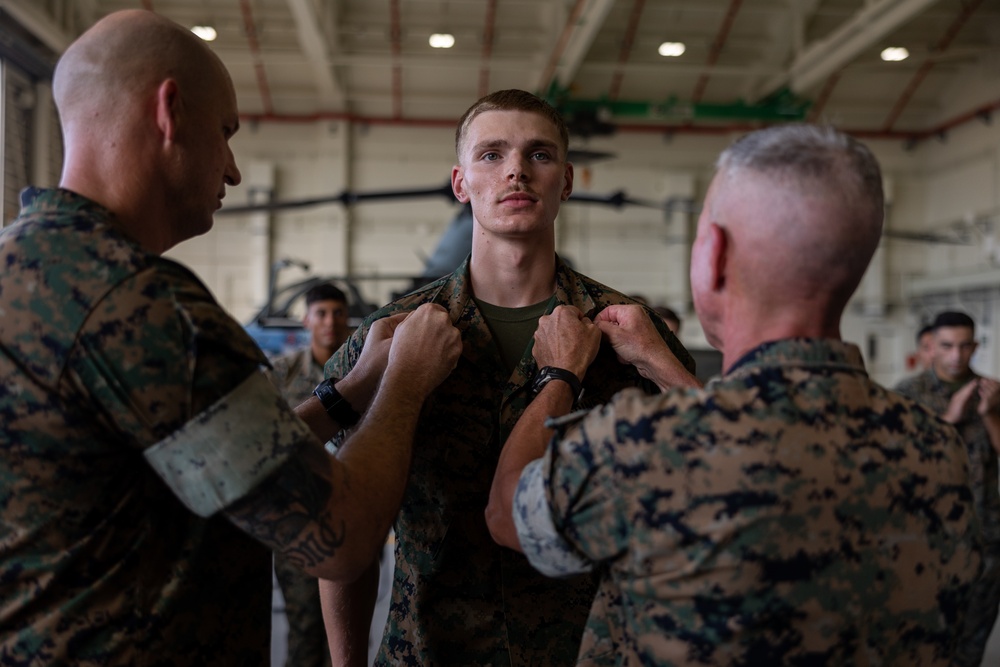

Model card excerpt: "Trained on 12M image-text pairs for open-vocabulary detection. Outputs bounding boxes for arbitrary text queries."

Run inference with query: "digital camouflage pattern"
[894,369,1000,545]
[265,346,331,667]
[0,188,306,665]
[268,347,326,412]
[894,368,1000,667]
[517,339,982,666]
[325,255,693,667]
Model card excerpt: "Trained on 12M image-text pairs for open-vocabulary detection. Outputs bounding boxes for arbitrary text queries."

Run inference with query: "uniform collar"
[723,338,867,380]
[19,187,115,221]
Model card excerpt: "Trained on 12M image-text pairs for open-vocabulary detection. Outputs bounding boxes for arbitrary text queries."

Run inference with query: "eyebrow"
[470,138,560,154]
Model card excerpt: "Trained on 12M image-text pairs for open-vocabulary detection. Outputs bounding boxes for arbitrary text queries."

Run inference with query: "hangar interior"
[2,0,1000,385]
[3,1,1000,665]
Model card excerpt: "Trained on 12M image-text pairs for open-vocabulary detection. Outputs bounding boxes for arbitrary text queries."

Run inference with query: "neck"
[468,227,556,307]
[718,300,843,373]
[61,144,172,255]
[933,367,972,383]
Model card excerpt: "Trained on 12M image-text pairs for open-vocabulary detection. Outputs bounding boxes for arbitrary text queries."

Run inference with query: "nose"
[225,146,242,187]
[506,154,529,182]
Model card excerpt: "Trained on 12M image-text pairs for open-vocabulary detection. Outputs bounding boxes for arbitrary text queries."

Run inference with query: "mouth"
[500,190,537,202]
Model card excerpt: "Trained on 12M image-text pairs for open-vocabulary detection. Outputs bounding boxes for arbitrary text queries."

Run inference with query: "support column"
[246,160,275,316]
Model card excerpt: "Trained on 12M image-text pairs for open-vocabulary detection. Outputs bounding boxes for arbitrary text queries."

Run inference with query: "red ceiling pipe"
[478,0,498,98]
[865,96,1000,143]
[882,0,986,132]
[239,97,1000,144]
[609,0,646,101]
[691,0,743,104]
[239,0,274,115]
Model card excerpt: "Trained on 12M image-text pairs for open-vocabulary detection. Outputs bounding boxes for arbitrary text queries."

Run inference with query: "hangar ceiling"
[2,0,999,142]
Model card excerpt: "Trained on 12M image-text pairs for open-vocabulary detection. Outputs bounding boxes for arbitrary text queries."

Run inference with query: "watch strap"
[313,378,361,429]
[531,366,584,408]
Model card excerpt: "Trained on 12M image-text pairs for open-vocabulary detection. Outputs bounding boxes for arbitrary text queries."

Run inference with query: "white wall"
[155,74,1000,386]
[5,78,998,385]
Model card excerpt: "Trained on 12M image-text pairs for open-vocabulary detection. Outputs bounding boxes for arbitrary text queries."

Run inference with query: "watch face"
[531,367,552,394]
[530,366,582,403]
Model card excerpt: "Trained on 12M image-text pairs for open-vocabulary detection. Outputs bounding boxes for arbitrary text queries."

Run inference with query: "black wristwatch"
[530,367,584,407]
[313,378,361,429]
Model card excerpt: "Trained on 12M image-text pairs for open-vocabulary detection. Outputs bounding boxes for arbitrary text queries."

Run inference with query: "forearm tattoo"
[225,453,346,570]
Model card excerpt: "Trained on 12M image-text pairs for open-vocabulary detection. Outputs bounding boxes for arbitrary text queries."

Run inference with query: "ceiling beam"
[536,0,615,92]
[285,0,344,109]
[758,0,943,98]
[0,0,72,52]
[389,0,402,118]
[238,0,274,115]
[881,0,986,131]
[743,0,822,102]
[691,0,744,104]
[477,0,498,98]
[608,0,646,101]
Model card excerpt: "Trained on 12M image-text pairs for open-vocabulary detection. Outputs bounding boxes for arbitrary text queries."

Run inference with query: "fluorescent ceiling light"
[429,33,455,49]
[191,25,217,42]
[880,46,909,62]
[658,42,686,57]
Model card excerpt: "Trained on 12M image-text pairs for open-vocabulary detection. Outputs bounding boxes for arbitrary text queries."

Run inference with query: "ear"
[706,222,728,291]
[452,164,470,203]
[154,78,180,143]
[561,162,574,201]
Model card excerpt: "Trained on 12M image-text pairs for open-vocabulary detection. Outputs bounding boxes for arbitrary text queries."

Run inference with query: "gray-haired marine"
[487,124,982,666]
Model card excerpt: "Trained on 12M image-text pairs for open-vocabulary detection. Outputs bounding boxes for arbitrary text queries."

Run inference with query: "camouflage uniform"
[265,347,331,667]
[0,188,313,665]
[269,347,326,409]
[895,368,1000,667]
[515,339,982,666]
[325,255,693,666]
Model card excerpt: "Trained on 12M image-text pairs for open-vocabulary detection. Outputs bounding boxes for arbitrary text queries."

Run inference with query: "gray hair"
[716,124,884,221]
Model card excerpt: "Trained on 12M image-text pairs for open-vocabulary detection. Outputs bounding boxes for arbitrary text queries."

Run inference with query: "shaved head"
[53,9,242,253]
[690,125,885,357]
[54,10,228,134]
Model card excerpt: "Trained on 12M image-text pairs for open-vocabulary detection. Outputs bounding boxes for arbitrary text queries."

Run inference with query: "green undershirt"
[474,295,555,375]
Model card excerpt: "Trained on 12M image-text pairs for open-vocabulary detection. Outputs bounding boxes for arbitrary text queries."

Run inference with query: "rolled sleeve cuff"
[144,371,314,517]
[513,458,593,577]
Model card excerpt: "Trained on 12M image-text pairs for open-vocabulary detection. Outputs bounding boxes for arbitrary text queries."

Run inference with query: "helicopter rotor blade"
[217,183,456,216]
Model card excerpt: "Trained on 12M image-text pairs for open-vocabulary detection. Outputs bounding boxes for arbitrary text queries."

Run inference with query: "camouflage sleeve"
[324,315,370,382]
[513,457,594,577]
[519,397,638,572]
[68,266,308,512]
